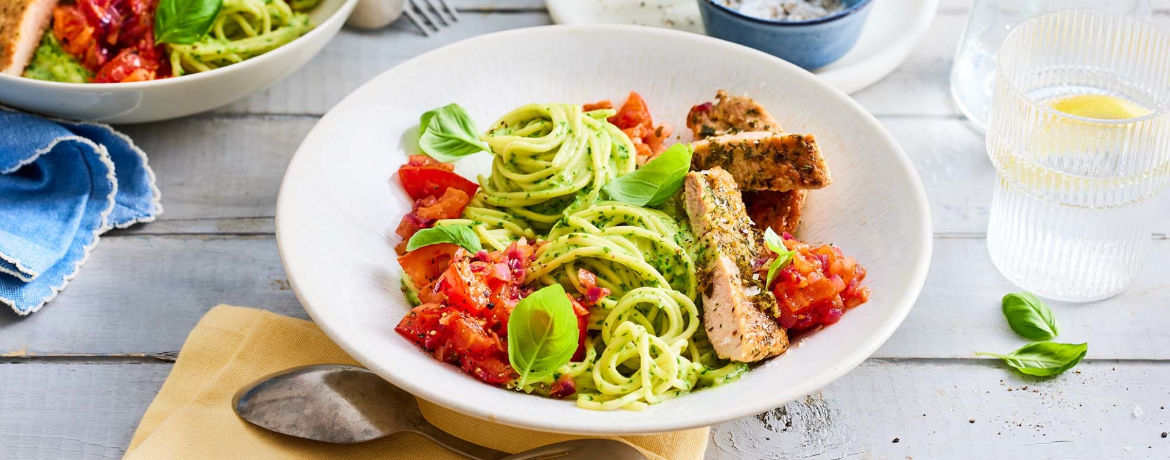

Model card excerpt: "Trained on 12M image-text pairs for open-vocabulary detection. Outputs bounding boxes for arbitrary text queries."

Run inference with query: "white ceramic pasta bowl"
[276,24,932,435]
[0,0,357,124]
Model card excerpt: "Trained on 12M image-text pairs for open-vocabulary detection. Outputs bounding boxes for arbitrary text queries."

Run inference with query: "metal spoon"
[232,364,647,460]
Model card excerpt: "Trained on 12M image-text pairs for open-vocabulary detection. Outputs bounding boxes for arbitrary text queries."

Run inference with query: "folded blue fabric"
[0,109,161,315]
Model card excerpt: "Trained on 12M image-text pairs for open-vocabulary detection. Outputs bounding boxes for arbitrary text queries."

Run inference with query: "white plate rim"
[276,23,933,434]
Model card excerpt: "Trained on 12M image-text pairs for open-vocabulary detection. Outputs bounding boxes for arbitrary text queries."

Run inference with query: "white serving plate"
[546,0,939,94]
[276,24,932,434]
[0,0,358,124]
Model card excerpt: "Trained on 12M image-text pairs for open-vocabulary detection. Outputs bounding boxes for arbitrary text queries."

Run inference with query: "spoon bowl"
[232,364,648,460]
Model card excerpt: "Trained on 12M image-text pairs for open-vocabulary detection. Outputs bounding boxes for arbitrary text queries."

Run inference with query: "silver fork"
[404,0,460,36]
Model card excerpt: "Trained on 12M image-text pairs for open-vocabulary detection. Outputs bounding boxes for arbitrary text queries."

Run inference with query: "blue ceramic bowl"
[697,0,875,70]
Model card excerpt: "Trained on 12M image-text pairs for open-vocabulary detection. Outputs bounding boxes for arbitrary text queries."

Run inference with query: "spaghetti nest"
[167,0,317,76]
[524,202,747,410]
[450,104,636,250]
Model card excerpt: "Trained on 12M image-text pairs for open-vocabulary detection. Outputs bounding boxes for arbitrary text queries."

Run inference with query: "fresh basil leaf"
[507,284,580,387]
[1002,292,1058,341]
[763,227,795,287]
[155,0,223,45]
[418,104,490,162]
[977,342,1087,377]
[603,143,693,207]
[406,224,482,253]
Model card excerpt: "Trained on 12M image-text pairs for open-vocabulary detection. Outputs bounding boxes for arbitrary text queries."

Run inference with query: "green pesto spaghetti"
[434,102,746,411]
[523,202,746,410]
[440,103,636,250]
[167,0,316,76]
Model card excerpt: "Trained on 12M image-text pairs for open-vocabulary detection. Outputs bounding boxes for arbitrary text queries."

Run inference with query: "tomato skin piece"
[440,256,493,315]
[463,354,517,385]
[583,100,614,112]
[608,91,654,132]
[399,166,478,201]
[92,49,155,83]
[407,155,454,170]
[442,312,502,356]
[415,188,471,221]
[395,303,449,347]
[549,373,577,399]
[398,243,460,288]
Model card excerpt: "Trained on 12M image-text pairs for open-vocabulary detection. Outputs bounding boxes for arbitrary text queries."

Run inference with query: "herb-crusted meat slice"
[686,90,782,139]
[684,168,788,362]
[691,131,831,192]
[0,0,57,75]
[745,190,806,235]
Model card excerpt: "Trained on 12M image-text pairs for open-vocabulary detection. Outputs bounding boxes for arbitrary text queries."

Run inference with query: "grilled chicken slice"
[0,0,57,75]
[684,168,788,362]
[686,90,783,140]
[691,131,831,192]
[745,190,806,235]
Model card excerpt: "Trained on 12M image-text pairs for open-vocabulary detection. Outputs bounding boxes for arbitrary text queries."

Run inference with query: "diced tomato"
[443,312,503,356]
[605,92,673,163]
[609,91,653,132]
[550,373,577,399]
[52,0,167,81]
[576,268,611,307]
[583,100,614,112]
[399,166,478,201]
[394,239,541,387]
[572,313,589,362]
[766,238,870,332]
[561,290,589,362]
[394,213,434,255]
[54,6,108,70]
[398,243,460,288]
[463,354,517,385]
[395,303,449,347]
[407,154,454,170]
[415,188,471,221]
[92,49,157,83]
[440,255,493,315]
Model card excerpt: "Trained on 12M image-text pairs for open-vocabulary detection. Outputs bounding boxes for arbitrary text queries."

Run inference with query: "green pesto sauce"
[23,34,91,84]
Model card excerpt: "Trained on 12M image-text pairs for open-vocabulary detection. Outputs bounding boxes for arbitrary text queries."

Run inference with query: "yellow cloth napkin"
[123,305,709,460]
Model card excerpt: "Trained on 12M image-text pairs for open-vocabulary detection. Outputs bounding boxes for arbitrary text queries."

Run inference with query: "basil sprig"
[980,291,1086,377]
[507,284,580,387]
[155,0,223,45]
[406,224,482,253]
[977,342,1087,377]
[763,228,795,287]
[1002,292,1058,341]
[602,143,692,207]
[418,104,490,162]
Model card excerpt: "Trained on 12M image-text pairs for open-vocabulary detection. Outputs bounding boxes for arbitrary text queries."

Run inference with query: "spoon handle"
[413,420,509,460]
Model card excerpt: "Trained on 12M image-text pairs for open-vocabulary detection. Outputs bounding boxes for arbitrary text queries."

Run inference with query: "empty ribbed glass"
[986,9,1170,302]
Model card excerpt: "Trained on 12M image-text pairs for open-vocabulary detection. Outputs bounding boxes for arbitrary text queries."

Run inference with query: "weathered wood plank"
[707,359,1170,459]
[0,237,304,356]
[3,236,1168,359]
[3,360,1168,460]
[116,117,316,222]
[0,363,171,460]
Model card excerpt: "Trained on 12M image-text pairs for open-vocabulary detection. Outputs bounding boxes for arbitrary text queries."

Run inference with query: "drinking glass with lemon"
[985,9,1170,302]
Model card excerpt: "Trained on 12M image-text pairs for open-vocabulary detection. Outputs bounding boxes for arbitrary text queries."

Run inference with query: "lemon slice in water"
[1048,94,1152,120]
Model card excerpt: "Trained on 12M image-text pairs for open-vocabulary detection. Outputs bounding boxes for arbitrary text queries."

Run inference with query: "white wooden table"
[3,1,1170,458]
